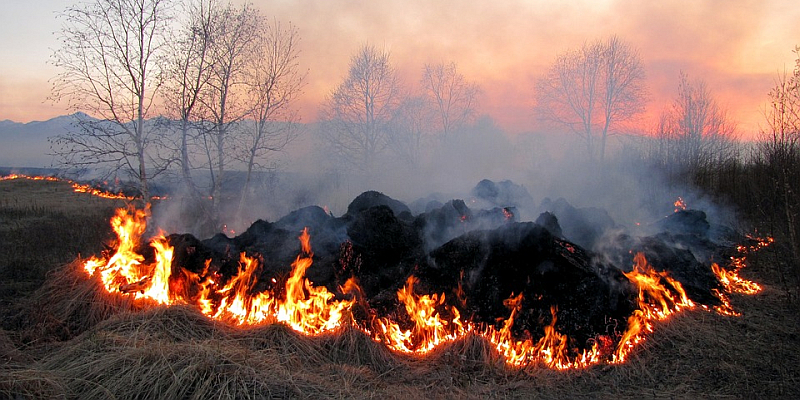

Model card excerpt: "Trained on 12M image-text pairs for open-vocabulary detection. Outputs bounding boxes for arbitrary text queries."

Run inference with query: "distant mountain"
[0,114,85,168]
[0,113,313,170]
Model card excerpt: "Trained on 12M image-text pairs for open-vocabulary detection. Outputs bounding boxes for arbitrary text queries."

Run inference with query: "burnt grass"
[1,179,799,399]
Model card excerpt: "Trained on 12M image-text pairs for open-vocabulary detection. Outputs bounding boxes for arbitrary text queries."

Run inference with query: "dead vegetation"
[1,178,799,399]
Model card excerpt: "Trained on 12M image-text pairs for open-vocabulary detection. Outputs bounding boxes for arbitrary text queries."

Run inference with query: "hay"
[1,242,798,398]
[89,305,232,343]
[3,281,800,399]
[313,326,400,373]
[0,366,67,400]
[15,261,140,343]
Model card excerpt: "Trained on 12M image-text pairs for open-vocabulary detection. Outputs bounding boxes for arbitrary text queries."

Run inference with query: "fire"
[1,173,134,200]
[373,275,468,354]
[613,252,695,363]
[0,174,59,181]
[674,197,687,212]
[482,296,601,369]
[712,263,762,295]
[272,228,354,333]
[71,181,131,200]
[80,207,768,370]
[84,214,353,334]
[707,233,768,315]
[84,207,149,295]
[371,280,601,369]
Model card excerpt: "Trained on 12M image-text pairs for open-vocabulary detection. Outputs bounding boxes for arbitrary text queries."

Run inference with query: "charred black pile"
[154,181,742,354]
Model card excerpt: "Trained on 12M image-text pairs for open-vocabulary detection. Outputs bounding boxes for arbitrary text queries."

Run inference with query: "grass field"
[1,178,798,399]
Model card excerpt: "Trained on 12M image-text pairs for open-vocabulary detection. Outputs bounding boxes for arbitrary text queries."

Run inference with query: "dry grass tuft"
[313,325,401,373]
[14,262,140,343]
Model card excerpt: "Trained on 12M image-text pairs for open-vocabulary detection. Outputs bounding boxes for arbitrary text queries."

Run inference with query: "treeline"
[633,50,800,293]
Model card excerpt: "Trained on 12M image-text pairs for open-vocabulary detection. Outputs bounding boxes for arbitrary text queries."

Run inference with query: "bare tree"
[422,62,480,141]
[199,2,260,217]
[654,71,737,175]
[318,45,404,174]
[234,20,305,221]
[163,0,217,200]
[388,95,435,168]
[535,35,646,161]
[49,0,172,201]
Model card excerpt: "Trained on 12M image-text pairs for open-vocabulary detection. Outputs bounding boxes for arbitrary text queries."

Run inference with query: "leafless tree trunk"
[318,45,404,175]
[199,2,260,220]
[163,0,217,202]
[599,36,647,161]
[234,20,305,223]
[50,0,171,202]
[534,35,646,162]
[388,95,435,168]
[422,62,480,141]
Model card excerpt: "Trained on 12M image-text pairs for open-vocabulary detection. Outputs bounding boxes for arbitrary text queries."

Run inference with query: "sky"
[1,0,799,139]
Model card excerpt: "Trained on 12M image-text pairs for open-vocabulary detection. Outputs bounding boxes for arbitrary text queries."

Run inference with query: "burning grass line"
[72,205,771,373]
[0,173,145,201]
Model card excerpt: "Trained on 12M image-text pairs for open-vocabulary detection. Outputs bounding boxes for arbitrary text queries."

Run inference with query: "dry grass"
[0,178,124,304]
[1,178,799,399]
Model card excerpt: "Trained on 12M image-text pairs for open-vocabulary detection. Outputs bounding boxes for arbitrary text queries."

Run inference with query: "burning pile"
[78,185,767,370]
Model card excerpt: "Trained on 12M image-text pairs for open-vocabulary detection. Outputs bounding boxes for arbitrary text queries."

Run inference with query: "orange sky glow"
[1,0,799,140]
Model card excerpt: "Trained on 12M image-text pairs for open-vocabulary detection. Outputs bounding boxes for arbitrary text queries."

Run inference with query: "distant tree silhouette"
[650,71,737,179]
[422,62,480,141]
[535,35,647,162]
[318,45,404,175]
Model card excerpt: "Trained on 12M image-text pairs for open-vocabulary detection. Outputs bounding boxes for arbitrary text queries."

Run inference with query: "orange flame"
[711,263,761,295]
[85,207,149,295]
[80,207,768,370]
[372,282,601,369]
[1,173,137,200]
[613,252,695,363]
[84,216,352,335]
[374,275,468,354]
[0,174,59,182]
[674,197,687,212]
[481,297,601,369]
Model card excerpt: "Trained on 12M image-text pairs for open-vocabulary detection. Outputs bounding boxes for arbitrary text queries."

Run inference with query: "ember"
[79,184,769,370]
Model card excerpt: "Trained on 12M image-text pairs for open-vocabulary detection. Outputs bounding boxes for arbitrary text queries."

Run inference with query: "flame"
[272,228,354,334]
[1,173,136,200]
[0,174,59,181]
[85,207,148,295]
[373,275,468,354]
[707,234,768,316]
[84,217,352,334]
[71,181,131,200]
[674,197,687,212]
[80,207,769,370]
[711,263,761,295]
[372,281,601,369]
[613,252,695,363]
[481,296,601,369]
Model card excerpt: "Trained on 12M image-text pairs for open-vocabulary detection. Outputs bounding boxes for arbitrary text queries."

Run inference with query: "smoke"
[148,111,740,268]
